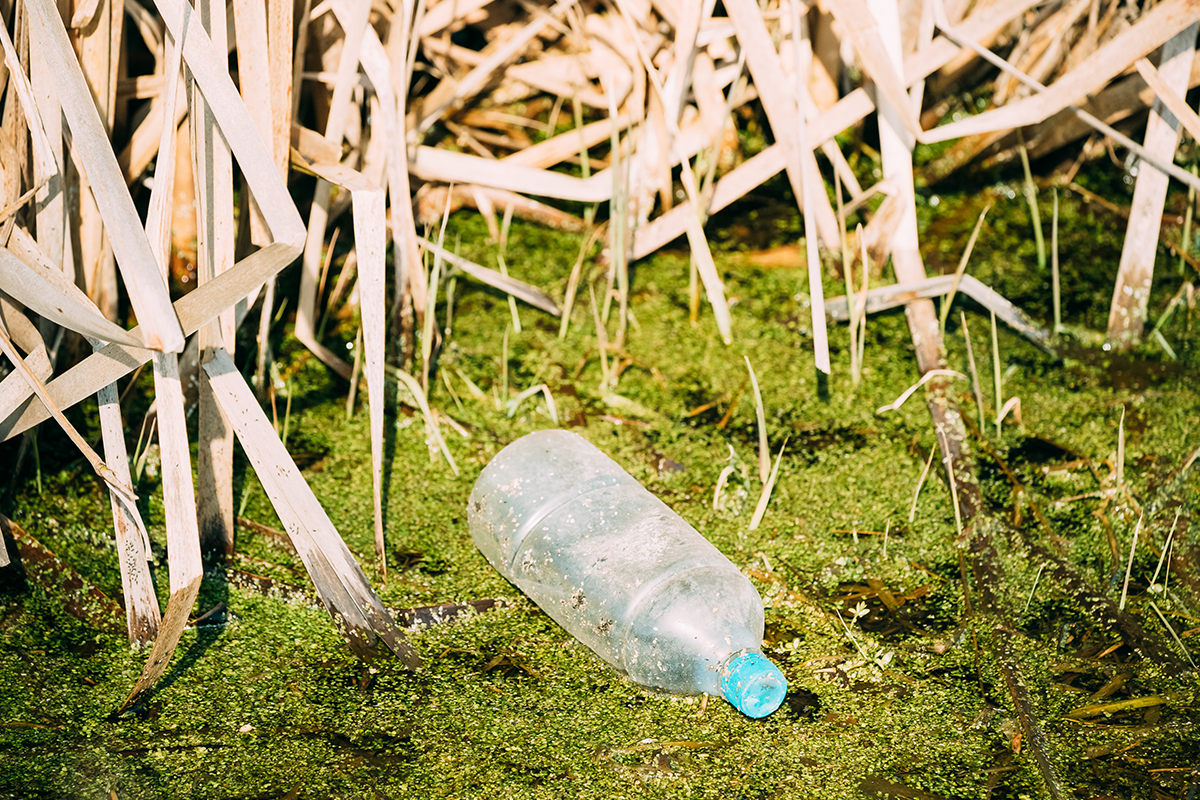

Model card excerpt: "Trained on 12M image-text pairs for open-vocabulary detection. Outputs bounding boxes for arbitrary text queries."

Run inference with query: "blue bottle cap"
[720,651,787,718]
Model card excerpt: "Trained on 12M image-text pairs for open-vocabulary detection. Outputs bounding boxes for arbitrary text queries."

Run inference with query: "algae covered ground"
[2,176,1200,799]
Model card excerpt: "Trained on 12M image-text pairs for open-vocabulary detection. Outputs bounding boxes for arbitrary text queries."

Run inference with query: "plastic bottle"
[467,430,787,718]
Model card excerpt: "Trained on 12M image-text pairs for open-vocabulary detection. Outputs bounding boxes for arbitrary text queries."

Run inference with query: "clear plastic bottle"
[468,430,787,718]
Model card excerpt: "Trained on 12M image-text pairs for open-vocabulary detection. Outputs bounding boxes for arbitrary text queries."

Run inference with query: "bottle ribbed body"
[468,430,767,697]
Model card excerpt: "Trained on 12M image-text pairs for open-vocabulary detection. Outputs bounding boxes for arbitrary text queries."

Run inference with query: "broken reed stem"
[961,311,986,433]
[990,309,1002,438]
[1052,188,1061,333]
[1017,129,1045,271]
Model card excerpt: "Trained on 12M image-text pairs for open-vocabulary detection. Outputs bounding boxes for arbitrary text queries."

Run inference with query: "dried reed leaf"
[924,0,1200,142]
[501,112,633,169]
[413,145,612,201]
[0,233,143,348]
[0,13,57,204]
[1,239,308,442]
[151,0,305,248]
[791,0,829,373]
[418,238,561,315]
[203,348,422,664]
[418,0,579,132]
[824,274,1054,351]
[25,0,184,352]
[417,184,590,232]
[233,0,276,245]
[295,0,370,379]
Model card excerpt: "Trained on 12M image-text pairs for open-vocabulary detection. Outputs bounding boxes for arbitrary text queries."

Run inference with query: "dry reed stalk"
[929,3,1200,195]
[823,273,1053,352]
[193,0,238,562]
[0,322,136,505]
[724,0,837,248]
[791,0,828,374]
[294,0,369,381]
[1107,24,1198,346]
[0,232,142,348]
[93,342,161,647]
[204,349,422,664]
[26,0,184,353]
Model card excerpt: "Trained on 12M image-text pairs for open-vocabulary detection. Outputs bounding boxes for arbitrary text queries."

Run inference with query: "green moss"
[3,182,1200,800]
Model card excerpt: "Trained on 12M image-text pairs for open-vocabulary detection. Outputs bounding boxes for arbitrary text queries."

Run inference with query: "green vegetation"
[2,178,1199,799]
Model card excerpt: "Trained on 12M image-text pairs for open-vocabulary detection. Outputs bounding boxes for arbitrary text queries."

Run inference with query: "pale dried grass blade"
[413,146,612,202]
[0,321,136,505]
[392,366,460,476]
[631,89,874,260]
[824,273,1054,352]
[0,13,57,202]
[418,0,579,132]
[355,187,389,577]
[903,0,1043,86]
[418,238,561,316]
[792,0,829,374]
[0,235,142,348]
[94,344,161,648]
[233,0,275,244]
[938,200,992,332]
[876,369,965,414]
[204,348,422,664]
[151,0,305,247]
[749,438,787,531]
[25,0,184,353]
[296,0,370,377]
[744,356,769,483]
